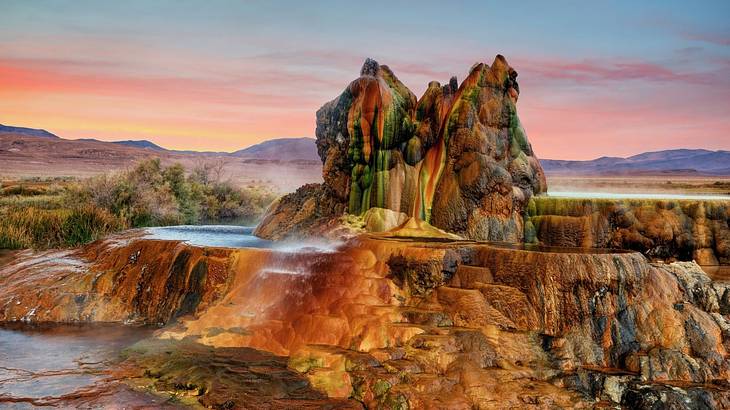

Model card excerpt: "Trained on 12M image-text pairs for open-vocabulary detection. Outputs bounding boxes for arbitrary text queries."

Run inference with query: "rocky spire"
[257,55,547,242]
[448,76,458,93]
[360,58,379,76]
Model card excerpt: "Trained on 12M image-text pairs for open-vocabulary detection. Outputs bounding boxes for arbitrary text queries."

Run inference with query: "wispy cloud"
[514,57,724,86]
[0,57,335,107]
[681,29,730,46]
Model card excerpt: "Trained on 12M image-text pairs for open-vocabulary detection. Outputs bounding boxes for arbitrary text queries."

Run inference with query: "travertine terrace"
[1,230,729,408]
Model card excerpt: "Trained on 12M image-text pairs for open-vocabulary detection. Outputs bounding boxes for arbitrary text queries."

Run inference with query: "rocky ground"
[1,231,729,409]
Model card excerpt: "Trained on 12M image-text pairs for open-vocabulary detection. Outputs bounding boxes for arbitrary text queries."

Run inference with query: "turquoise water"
[145,225,272,248]
[144,225,343,253]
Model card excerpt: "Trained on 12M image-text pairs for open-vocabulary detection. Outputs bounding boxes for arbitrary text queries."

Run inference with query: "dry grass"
[0,205,124,249]
[0,159,279,250]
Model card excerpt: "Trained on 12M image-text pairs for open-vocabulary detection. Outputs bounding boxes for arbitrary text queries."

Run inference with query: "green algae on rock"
[121,337,361,409]
[255,55,547,241]
[527,196,730,265]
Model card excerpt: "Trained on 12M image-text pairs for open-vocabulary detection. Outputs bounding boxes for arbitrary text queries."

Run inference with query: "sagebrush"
[0,159,278,249]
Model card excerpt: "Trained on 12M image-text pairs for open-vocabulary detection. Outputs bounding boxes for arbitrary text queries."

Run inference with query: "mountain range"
[0,125,322,192]
[0,124,59,139]
[1,123,728,175]
[231,137,318,160]
[2,124,319,161]
[541,149,730,176]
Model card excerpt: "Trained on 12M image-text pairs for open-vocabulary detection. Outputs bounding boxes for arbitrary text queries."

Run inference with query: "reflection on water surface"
[0,324,178,408]
[145,225,271,248]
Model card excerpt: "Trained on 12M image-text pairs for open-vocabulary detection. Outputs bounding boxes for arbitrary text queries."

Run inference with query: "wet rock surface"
[0,233,238,324]
[256,55,546,241]
[121,338,361,409]
[0,323,178,408]
[2,233,728,408]
[528,197,730,267]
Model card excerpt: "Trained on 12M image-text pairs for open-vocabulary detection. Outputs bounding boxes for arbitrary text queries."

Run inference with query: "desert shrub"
[195,180,276,223]
[2,185,39,196]
[61,206,125,246]
[0,179,67,197]
[75,158,278,226]
[0,224,33,249]
[73,159,186,227]
[0,159,278,249]
[0,194,65,209]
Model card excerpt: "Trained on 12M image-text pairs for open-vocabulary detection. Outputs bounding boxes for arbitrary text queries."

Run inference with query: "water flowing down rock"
[2,232,729,408]
[255,55,546,241]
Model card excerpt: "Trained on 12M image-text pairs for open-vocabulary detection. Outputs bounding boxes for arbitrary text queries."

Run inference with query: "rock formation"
[256,55,546,241]
[2,233,729,408]
[528,197,730,266]
[0,234,237,324]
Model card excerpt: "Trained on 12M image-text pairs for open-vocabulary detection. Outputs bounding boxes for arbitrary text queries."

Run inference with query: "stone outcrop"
[0,233,239,324]
[255,55,546,241]
[528,197,730,266]
[2,233,729,408]
[253,183,348,241]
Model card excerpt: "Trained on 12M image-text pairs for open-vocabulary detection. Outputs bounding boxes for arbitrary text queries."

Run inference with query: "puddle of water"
[701,265,730,283]
[145,225,272,248]
[144,225,345,254]
[548,191,730,201]
[0,323,176,408]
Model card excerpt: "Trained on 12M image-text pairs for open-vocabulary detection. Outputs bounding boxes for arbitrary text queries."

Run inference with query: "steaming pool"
[144,225,271,248]
[144,225,343,253]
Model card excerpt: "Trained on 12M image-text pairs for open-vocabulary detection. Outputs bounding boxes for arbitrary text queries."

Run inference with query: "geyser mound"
[256,55,546,241]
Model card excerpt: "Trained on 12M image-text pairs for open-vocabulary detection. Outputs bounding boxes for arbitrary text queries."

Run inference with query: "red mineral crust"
[255,55,546,242]
[1,231,728,408]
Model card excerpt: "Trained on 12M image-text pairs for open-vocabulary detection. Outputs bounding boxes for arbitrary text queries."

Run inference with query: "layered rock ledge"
[1,233,729,408]
[528,197,730,266]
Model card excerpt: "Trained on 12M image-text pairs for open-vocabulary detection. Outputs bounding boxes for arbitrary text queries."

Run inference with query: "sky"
[1,1,729,160]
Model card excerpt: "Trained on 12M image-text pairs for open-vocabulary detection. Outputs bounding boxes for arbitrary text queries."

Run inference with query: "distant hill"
[111,140,166,150]
[0,132,322,192]
[77,138,167,151]
[232,137,319,161]
[3,122,728,176]
[0,123,319,161]
[542,149,730,176]
[0,124,59,139]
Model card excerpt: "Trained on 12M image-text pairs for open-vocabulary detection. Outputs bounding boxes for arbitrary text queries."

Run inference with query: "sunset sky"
[1,1,729,159]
